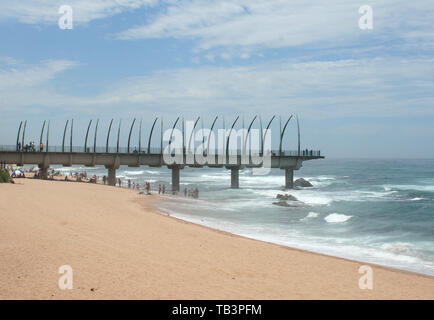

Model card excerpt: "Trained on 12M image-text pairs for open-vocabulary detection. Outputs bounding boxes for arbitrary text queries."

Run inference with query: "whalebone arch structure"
[9,115,323,190]
[16,115,300,155]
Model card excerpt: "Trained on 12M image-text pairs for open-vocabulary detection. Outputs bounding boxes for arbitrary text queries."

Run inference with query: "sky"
[0,0,433,158]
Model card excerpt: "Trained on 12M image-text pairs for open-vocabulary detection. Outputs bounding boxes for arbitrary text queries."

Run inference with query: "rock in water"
[276,193,298,201]
[294,178,313,188]
[272,200,290,207]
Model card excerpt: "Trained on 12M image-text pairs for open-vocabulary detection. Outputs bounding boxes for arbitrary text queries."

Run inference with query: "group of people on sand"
[3,162,201,199]
[158,184,166,195]
[184,188,199,199]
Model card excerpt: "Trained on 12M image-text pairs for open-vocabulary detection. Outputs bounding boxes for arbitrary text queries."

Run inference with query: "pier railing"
[0,145,321,157]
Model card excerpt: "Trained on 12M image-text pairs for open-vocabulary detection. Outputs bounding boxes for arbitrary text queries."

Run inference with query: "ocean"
[50,159,434,276]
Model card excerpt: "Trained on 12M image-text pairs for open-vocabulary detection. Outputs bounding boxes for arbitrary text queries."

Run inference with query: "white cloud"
[191,56,201,64]
[0,59,79,110]
[3,56,433,121]
[0,60,79,89]
[115,0,434,51]
[220,52,231,60]
[0,0,157,24]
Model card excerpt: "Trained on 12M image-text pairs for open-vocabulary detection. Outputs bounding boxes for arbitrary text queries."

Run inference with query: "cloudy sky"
[0,0,433,157]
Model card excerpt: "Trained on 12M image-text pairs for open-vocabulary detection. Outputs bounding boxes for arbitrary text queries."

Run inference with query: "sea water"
[50,159,434,276]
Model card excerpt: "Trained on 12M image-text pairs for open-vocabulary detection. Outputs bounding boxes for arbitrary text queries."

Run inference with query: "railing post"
[226,116,239,162]
[279,115,293,156]
[70,119,73,153]
[62,120,69,153]
[22,120,27,151]
[16,121,23,151]
[127,118,136,153]
[46,120,50,152]
[116,119,122,153]
[84,120,92,152]
[39,120,46,151]
[168,117,180,154]
[148,117,158,154]
[94,119,99,153]
[106,119,113,153]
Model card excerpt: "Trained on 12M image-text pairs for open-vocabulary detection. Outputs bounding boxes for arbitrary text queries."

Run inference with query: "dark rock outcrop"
[276,193,298,201]
[294,178,313,188]
[272,200,290,207]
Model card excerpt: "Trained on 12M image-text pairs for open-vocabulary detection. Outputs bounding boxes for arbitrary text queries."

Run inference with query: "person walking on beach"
[162,184,166,195]
[184,188,187,197]
[40,142,44,152]
[118,178,122,187]
[128,179,131,189]
[195,187,199,199]
[158,184,161,194]
[103,175,106,185]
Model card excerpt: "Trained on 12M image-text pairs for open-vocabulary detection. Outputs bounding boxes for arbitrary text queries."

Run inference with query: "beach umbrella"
[11,169,23,176]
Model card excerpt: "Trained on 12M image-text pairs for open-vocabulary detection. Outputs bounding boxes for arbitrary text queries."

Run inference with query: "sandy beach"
[0,178,433,299]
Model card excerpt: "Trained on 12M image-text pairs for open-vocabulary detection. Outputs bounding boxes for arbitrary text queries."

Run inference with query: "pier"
[0,116,324,190]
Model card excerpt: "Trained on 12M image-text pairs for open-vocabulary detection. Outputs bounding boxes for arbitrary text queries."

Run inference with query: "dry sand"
[0,178,433,299]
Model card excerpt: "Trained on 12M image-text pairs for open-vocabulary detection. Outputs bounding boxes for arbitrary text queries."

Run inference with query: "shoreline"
[154,203,434,280]
[1,177,433,299]
[154,205,434,279]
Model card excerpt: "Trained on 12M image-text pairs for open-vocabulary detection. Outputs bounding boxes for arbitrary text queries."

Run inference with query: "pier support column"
[38,165,49,179]
[171,166,180,192]
[107,167,116,186]
[231,167,239,189]
[285,168,294,189]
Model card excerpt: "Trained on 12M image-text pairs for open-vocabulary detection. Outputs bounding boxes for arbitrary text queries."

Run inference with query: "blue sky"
[0,0,433,158]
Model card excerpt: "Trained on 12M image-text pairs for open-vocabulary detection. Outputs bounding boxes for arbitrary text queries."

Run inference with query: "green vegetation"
[0,168,10,183]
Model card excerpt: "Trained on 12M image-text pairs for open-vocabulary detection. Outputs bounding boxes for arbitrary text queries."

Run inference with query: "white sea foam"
[324,213,352,223]
[295,193,332,205]
[380,242,417,255]
[384,184,434,192]
[124,170,145,175]
[306,212,319,218]
[300,212,319,221]
[410,197,425,201]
